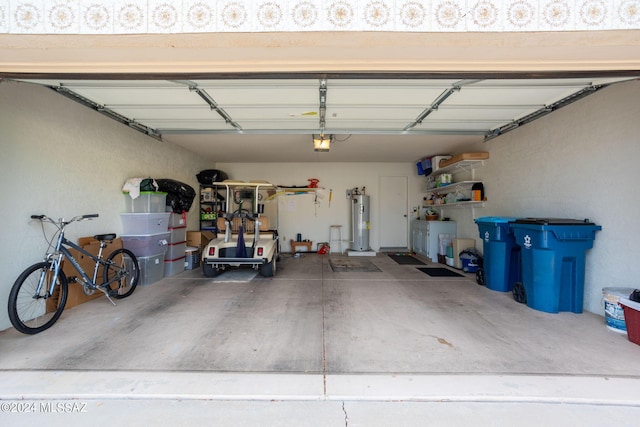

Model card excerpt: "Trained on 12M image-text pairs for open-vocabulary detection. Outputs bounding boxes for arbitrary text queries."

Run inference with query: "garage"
[1,4,640,425]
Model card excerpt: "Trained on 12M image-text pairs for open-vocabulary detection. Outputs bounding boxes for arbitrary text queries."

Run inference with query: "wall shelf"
[429,159,485,177]
[423,158,486,216]
[425,180,483,196]
[428,201,485,210]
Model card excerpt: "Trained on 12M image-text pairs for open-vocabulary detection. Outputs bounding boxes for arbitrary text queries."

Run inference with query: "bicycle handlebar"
[30,214,99,224]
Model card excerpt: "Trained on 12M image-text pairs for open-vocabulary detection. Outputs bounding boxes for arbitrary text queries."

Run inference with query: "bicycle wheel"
[104,248,139,299]
[8,262,68,334]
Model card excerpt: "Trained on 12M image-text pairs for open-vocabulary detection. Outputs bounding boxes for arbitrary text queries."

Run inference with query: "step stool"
[329,225,343,254]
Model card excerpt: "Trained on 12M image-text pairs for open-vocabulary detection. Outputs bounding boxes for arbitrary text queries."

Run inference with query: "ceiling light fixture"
[313,134,332,152]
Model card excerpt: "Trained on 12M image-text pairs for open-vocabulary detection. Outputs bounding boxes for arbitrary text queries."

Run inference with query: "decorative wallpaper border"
[0,0,638,34]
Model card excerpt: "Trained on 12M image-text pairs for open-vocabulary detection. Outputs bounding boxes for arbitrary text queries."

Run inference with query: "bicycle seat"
[94,233,116,242]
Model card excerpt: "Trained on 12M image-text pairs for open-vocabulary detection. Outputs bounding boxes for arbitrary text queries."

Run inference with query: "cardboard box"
[187,231,215,250]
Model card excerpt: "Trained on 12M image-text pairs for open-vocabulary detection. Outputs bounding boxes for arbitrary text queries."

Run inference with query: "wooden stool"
[290,240,313,252]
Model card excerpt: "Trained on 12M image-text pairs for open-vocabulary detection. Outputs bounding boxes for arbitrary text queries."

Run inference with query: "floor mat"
[416,267,464,277]
[388,254,426,265]
[329,259,381,272]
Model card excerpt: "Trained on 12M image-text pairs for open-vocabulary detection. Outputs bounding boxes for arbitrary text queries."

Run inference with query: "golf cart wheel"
[475,268,485,286]
[513,282,526,304]
[203,263,222,277]
[260,256,276,277]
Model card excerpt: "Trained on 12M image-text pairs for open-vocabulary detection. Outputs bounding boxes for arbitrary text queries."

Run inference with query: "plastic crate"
[166,241,186,260]
[138,253,165,286]
[168,226,187,243]
[169,212,187,228]
[120,213,170,235]
[123,192,167,213]
[121,232,170,257]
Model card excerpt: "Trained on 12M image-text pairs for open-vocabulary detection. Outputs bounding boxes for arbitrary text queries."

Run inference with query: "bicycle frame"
[38,226,106,299]
[9,213,139,334]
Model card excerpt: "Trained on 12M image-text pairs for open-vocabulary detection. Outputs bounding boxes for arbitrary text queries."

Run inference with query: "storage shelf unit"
[199,184,224,231]
[199,181,277,231]
[424,158,486,215]
[425,181,485,209]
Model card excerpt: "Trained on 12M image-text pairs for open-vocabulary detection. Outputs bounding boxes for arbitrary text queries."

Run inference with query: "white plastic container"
[123,192,167,213]
[138,253,165,286]
[168,226,187,243]
[120,213,170,234]
[166,241,186,260]
[169,212,187,228]
[121,232,170,257]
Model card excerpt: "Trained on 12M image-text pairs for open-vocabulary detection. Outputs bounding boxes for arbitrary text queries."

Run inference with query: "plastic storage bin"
[168,226,187,243]
[619,297,640,346]
[166,241,186,260]
[474,216,521,292]
[510,218,602,314]
[138,253,165,286]
[121,232,170,257]
[169,212,187,228]
[164,256,185,276]
[120,213,170,234]
[123,192,167,213]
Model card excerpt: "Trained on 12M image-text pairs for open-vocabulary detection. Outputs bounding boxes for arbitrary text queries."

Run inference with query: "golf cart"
[201,181,279,278]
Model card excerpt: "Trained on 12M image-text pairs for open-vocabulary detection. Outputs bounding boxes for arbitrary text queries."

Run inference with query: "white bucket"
[602,287,634,333]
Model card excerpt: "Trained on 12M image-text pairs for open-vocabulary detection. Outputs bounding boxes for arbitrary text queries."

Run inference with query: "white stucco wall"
[0,80,213,330]
[214,163,426,253]
[467,79,640,315]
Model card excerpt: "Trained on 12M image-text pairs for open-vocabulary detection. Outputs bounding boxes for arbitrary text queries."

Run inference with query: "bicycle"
[7,214,140,335]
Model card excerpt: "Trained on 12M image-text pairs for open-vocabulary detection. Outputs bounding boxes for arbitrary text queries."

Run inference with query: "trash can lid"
[513,217,595,225]
[474,216,519,224]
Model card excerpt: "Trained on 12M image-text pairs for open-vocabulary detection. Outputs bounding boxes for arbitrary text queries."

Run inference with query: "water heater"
[350,194,370,251]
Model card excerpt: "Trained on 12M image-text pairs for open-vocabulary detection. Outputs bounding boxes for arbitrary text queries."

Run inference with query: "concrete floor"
[1,253,639,425]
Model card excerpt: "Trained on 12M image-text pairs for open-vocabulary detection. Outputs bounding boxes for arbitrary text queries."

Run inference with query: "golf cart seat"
[217,216,271,233]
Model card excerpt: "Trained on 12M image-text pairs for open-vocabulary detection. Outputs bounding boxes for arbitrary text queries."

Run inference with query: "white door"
[379,176,408,248]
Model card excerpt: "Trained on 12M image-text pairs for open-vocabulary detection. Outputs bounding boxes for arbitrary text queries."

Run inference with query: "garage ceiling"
[17,75,638,163]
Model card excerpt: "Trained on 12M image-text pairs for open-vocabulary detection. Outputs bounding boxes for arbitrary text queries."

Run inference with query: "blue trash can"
[510,218,602,314]
[474,217,521,292]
